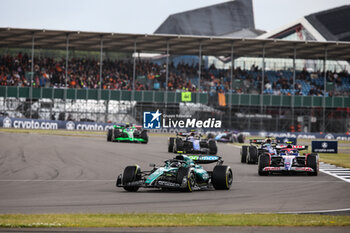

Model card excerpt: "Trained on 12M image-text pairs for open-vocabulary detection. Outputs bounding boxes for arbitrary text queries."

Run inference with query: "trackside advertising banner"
[0,117,114,131]
[312,141,338,153]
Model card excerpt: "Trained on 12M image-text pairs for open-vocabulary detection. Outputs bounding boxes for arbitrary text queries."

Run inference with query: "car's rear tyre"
[207,133,215,139]
[141,130,148,144]
[212,165,233,190]
[107,129,112,142]
[168,137,175,152]
[208,140,217,155]
[258,154,270,176]
[114,128,121,139]
[241,146,248,163]
[307,153,318,176]
[177,167,194,192]
[237,134,244,143]
[122,165,141,192]
[247,146,258,164]
[175,138,184,152]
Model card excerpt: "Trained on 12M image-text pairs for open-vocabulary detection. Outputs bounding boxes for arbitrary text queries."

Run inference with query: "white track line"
[279,207,350,214]
[320,162,350,184]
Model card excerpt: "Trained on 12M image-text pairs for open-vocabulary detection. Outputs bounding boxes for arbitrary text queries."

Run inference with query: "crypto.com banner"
[0,116,114,131]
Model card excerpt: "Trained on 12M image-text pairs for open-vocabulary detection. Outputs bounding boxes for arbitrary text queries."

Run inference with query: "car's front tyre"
[107,129,112,142]
[241,146,248,163]
[175,138,184,152]
[306,153,318,176]
[168,137,175,152]
[212,165,233,190]
[141,130,148,144]
[247,146,258,164]
[208,139,217,155]
[258,153,269,176]
[122,165,141,192]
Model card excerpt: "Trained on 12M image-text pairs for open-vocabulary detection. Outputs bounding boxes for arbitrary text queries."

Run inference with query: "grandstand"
[1,1,350,133]
[1,53,348,96]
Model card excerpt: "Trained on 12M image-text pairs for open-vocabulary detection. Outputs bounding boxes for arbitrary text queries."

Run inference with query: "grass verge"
[0,213,350,228]
[0,128,105,137]
[319,153,350,169]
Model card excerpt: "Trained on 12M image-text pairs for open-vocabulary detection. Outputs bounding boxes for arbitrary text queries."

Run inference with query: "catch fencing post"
[165,39,170,112]
[292,45,296,132]
[323,46,328,133]
[230,43,234,129]
[260,44,265,130]
[30,32,35,119]
[197,41,202,104]
[64,33,69,120]
[132,39,137,120]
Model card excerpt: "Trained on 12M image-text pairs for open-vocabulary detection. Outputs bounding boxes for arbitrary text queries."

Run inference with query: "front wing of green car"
[113,137,147,142]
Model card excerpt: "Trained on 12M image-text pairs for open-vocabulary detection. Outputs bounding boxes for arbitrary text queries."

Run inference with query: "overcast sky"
[1,0,349,33]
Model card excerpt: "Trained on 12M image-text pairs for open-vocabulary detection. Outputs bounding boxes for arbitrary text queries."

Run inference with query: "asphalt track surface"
[0,132,350,214]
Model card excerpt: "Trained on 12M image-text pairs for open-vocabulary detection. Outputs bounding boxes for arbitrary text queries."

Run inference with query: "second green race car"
[107,123,148,144]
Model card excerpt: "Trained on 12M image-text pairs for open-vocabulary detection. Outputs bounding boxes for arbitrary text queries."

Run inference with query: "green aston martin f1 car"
[107,124,148,144]
[116,154,233,192]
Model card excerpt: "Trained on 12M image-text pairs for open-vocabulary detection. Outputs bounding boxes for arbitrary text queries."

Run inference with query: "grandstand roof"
[305,5,350,42]
[154,0,257,37]
[258,4,350,43]
[1,27,350,60]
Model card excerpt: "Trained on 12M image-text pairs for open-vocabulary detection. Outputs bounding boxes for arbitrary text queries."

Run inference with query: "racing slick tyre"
[247,146,258,164]
[241,146,248,163]
[306,153,318,176]
[258,154,270,176]
[177,167,195,192]
[207,133,215,139]
[208,140,217,155]
[175,138,184,152]
[237,134,244,143]
[113,128,121,140]
[168,137,175,152]
[122,165,141,192]
[140,130,148,144]
[107,129,112,142]
[212,165,233,190]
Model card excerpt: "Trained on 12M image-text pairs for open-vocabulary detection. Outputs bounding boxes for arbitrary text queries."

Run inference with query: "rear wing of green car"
[187,155,221,164]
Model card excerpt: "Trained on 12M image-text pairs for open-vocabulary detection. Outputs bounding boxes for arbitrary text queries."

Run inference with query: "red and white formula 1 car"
[258,145,319,176]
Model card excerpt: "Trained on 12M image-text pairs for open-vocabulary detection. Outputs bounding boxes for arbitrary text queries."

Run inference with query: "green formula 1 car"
[116,154,233,192]
[107,124,148,144]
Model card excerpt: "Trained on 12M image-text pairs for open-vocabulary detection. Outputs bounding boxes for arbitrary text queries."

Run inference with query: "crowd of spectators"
[1,52,349,97]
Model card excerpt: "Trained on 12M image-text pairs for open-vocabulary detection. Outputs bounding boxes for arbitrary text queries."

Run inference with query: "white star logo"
[322,142,328,148]
[150,109,162,122]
